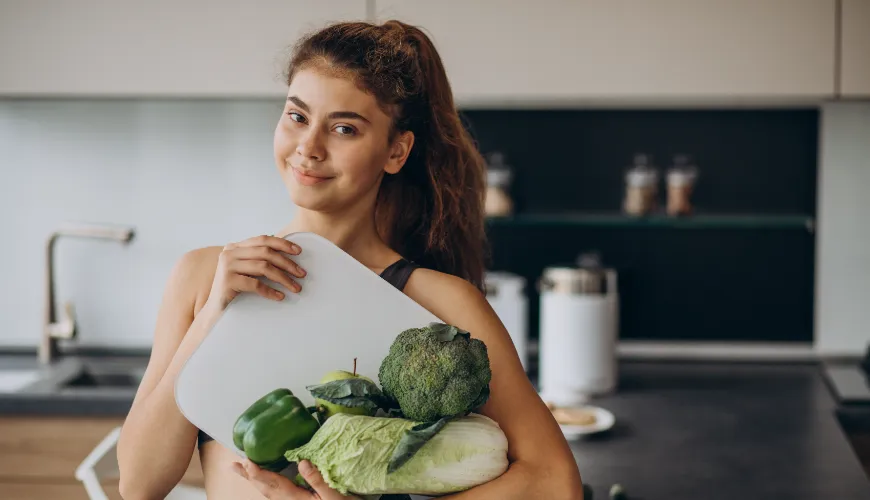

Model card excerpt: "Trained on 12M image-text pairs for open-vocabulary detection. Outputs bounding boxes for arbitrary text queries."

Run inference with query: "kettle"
[537,252,619,407]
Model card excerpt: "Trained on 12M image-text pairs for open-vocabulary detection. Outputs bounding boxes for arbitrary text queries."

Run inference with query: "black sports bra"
[195,257,419,448]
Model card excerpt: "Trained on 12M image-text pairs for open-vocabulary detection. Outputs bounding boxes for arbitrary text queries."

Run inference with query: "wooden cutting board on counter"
[175,231,441,456]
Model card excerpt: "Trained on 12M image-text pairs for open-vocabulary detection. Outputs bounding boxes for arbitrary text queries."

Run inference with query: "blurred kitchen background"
[1,1,870,499]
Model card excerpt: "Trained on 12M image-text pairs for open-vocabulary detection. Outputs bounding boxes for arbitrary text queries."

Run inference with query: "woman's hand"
[205,234,306,312]
[232,459,361,500]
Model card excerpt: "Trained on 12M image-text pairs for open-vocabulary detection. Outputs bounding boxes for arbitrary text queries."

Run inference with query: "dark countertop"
[567,361,870,500]
[0,350,147,415]
[3,351,869,499]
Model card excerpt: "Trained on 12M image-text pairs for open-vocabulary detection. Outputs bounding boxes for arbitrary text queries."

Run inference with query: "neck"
[277,200,388,268]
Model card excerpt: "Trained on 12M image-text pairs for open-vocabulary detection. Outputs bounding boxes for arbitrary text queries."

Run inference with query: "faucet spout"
[39,222,136,365]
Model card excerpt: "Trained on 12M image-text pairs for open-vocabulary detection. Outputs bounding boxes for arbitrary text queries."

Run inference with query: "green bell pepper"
[232,388,320,472]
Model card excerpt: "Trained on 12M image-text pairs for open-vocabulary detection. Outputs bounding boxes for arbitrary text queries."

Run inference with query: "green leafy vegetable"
[306,378,383,410]
[428,322,470,342]
[284,413,508,496]
[387,416,451,473]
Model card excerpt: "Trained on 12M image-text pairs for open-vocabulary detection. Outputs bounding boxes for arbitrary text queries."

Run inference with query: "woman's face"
[274,68,413,213]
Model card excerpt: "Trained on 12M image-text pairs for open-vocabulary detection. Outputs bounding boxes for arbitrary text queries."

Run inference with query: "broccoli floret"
[378,323,492,422]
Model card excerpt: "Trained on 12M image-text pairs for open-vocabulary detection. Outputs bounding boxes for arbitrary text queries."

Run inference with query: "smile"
[291,166,334,186]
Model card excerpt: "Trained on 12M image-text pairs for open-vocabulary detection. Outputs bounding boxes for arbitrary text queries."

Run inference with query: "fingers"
[230,274,286,301]
[298,460,351,500]
[232,245,306,279]
[232,459,312,500]
[229,259,301,295]
[216,234,306,305]
[230,234,301,256]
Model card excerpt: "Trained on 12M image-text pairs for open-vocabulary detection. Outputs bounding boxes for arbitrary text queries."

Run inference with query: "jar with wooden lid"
[485,152,514,217]
[623,154,659,216]
[666,154,698,216]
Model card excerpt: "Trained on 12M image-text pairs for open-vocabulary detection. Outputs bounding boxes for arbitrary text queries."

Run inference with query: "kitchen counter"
[568,361,870,500]
[3,352,868,499]
[0,350,148,415]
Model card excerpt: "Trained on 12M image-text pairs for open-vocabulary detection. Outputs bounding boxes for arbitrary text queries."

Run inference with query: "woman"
[117,19,584,500]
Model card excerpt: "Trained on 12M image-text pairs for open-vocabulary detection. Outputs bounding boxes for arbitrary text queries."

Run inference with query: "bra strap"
[381,259,418,291]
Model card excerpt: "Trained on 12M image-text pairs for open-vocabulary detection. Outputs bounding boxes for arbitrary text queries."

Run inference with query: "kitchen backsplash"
[1,100,867,353]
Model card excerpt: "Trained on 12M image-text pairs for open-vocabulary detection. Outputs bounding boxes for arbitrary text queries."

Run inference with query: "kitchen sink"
[61,367,142,388]
[56,363,146,390]
[0,353,149,414]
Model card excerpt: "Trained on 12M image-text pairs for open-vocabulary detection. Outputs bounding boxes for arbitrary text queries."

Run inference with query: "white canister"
[537,264,619,406]
[484,271,529,371]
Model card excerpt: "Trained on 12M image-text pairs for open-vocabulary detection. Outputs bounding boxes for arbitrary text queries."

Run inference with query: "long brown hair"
[284,20,489,292]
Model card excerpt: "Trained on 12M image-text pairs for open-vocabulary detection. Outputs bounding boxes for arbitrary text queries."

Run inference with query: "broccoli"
[378,322,492,422]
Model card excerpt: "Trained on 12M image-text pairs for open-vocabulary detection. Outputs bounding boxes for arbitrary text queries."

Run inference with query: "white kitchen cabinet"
[0,0,367,97]
[375,0,837,105]
[841,0,870,97]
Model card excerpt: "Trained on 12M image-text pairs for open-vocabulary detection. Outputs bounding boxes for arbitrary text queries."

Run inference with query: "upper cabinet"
[841,0,870,97]
[0,1,367,97]
[376,0,837,106]
[3,0,857,102]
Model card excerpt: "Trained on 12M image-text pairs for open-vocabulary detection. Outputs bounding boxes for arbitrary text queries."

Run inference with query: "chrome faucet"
[40,222,135,365]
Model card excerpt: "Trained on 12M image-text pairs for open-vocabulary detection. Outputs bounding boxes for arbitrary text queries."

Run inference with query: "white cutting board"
[175,231,441,456]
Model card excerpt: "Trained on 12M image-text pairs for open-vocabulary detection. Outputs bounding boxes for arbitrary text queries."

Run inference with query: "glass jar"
[666,154,698,216]
[485,152,514,217]
[623,154,659,216]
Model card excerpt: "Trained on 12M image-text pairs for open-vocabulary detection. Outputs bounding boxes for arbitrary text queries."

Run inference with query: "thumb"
[232,459,310,499]
[298,460,344,499]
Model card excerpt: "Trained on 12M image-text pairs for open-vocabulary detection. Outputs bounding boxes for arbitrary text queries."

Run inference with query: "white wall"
[815,102,870,356]
[0,99,297,348]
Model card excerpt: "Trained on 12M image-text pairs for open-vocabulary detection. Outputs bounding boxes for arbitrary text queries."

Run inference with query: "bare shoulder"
[403,269,504,343]
[168,245,223,316]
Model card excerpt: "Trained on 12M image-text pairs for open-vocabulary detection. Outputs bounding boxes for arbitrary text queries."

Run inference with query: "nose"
[295,127,326,162]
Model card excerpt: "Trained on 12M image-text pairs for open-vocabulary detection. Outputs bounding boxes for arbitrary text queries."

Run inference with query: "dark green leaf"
[375,407,405,419]
[367,393,401,412]
[469,385,491,410]
[428,322,470,342]
[306,378,383,409]
[387,416,451,474]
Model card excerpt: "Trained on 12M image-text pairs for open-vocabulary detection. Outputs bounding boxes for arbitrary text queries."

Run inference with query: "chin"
[288,188,336,212]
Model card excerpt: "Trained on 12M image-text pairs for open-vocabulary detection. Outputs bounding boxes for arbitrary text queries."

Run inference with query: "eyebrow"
[287,96,371,124]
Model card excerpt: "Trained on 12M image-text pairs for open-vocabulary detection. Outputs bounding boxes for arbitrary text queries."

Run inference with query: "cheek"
[273,123,295,160]
[334,141,388,181]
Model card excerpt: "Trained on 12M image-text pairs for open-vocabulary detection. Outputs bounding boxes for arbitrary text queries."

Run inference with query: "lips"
[290,165,334,186]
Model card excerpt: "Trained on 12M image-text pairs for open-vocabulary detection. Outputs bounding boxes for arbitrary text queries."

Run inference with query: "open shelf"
[485,212,815,231]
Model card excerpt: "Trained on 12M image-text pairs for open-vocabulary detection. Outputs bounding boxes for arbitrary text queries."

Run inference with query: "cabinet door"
[841,0,870,97]
[0,417,202,484]
[0,1,367,97]
[375,0,837,105]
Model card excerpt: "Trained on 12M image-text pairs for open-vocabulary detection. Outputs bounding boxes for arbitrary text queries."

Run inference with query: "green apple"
[314,368,376,420]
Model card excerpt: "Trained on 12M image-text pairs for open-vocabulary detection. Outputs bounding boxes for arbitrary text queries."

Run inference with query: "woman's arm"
[117,248,220,500]
[406,271,585,500]
[118,236,304,499]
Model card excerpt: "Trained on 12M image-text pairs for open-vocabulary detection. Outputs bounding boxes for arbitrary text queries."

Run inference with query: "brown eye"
[286,112,306,123]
